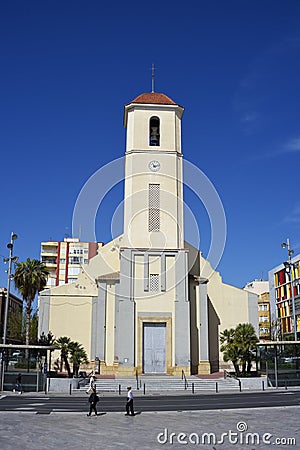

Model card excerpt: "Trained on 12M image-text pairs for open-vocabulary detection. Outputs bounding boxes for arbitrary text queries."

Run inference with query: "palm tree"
[38,331,54,346]
[234,323,258,375]
[220,328,240,376]
[54,336,72,377]
[69,341,89,377]
[14,258,49,346]
[220,324,258,376]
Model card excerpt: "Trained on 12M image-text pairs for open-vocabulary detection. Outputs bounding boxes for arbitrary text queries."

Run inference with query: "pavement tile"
[0,406,299,450]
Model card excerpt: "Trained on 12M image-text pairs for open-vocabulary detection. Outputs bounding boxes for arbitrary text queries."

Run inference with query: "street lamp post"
[281,239,298,341]
[2,232,18,345]
[1,232,18,391]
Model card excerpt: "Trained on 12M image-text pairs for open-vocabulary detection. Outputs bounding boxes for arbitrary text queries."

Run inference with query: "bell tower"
[123,92,185,249]
[118,91,190,377]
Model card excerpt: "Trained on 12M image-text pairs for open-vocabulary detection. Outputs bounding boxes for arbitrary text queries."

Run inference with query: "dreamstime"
[71,156,227,296]
[156,421,296,446]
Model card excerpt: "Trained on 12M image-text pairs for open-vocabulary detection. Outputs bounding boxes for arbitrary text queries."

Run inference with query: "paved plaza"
[0,405,299,450]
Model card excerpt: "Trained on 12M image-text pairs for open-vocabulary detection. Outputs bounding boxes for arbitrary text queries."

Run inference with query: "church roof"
[130,92,177,105]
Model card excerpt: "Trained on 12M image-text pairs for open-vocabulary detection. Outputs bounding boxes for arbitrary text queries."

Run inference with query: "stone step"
[78,376,239,392]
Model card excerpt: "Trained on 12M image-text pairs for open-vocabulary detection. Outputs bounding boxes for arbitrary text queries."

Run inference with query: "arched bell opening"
[149,116,160,146]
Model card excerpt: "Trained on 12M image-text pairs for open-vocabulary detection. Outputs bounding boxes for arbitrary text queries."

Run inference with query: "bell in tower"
[149,116,160,146]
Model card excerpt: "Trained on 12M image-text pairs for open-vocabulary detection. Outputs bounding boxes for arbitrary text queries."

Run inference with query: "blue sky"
[1,0,300,293]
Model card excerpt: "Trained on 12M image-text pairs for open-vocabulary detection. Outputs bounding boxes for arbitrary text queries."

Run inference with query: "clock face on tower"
[149,160,160,172]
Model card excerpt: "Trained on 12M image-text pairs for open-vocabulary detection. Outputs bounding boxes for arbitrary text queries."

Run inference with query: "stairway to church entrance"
[76,375,240,393]
[143,323,166,374]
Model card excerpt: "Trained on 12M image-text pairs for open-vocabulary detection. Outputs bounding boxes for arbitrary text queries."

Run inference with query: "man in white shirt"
[125,386,135,416]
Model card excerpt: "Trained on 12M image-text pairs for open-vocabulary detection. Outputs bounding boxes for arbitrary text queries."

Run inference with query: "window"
[71,248,83,255]
[258,304,268,311]
[150,274,159,292]
[149,116,160,146]
[68,267,81,276]
[148,184,160,232]
[259,316,269,323]
[69,256,82,264]
[42,258,56,265]
[260,327,269,334]
[60,258,66,264]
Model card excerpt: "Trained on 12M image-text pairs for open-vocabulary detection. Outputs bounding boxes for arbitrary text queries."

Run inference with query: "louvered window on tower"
[150,274,159,292]
[148,184,160,231]
[149,116,160,146]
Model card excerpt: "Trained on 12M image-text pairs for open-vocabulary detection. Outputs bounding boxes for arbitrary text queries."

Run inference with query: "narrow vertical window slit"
[148,184,160,232]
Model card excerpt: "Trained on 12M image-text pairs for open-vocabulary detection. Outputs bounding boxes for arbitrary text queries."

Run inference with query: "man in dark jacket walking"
[87,388,99,416]
[14,373,22,394]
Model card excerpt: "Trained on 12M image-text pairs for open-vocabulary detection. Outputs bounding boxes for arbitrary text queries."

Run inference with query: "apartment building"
[40,238,103,287]
[269,256,300,338]
[0,288,23,343]
[244,280,271,340]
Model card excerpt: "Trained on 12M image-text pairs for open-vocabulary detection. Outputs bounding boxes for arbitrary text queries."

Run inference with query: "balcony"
[41,249,58,256]
[41,259,57,266]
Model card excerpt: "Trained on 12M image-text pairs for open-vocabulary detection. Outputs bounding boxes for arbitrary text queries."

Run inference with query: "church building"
[39,91,258,375]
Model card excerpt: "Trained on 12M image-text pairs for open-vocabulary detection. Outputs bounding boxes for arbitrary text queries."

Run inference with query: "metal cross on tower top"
[151,63,155,93]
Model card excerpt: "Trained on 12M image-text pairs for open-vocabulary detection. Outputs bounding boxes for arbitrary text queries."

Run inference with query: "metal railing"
[224,369,237,379]
[77,377,89,389]
[181,369,188,390]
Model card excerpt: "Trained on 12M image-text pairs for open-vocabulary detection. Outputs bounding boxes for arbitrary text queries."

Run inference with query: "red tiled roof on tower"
[130,92,177,105]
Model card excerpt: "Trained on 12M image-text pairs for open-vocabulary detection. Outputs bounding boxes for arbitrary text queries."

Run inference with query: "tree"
[234,323,258,376]
[220,328,240,376]
[29,312,39,344]
[54,336,72,377]
[38,331,54,346]
[7,308,23,343]
[54,337,89,378]
[69,341,89,377]
[220,323,258,377]
[14,258,49,346]
[7,309,39,344]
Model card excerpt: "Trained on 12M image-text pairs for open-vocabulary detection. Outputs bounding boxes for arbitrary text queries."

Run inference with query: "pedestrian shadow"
[134,411,142,416]
[97,413,107,416]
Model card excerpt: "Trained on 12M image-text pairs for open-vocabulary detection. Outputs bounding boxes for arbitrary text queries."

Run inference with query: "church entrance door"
[143,323,166,373]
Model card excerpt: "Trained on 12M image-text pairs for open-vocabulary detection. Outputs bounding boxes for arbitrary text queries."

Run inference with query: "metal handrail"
[77,377,89,389]
[224,369,237,379]
[136,369,139,390]
[181,369,188,390]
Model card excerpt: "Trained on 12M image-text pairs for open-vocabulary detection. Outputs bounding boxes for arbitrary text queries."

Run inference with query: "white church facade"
[39,91,258,375]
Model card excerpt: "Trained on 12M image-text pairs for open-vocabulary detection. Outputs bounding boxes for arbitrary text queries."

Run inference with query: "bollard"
[69,382,72,395]
[238,379,242,392]
[143,383,145,395]
[118,384,121,395]
[192,382,195,394]
[262,380,265,391]
[285,380,287,390]
[216,382,218,393]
